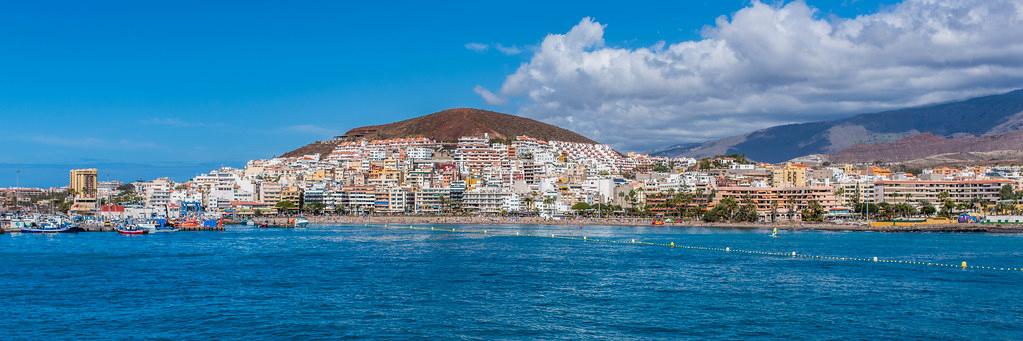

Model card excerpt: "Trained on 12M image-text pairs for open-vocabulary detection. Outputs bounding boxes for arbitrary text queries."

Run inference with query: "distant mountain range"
[654,89,1023,163]
[282,108,596,158]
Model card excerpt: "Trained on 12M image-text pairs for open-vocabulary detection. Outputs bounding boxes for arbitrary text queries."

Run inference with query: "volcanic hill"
[282,108,596,158]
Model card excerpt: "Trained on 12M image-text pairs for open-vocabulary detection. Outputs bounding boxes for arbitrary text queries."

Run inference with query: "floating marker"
[368,225,1017,273]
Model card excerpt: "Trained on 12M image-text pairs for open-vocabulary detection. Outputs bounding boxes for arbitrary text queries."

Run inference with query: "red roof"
[100,204,125,212]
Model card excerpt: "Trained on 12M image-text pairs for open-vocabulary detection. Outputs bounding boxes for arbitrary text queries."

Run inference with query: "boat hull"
[19,226,78,233]
[115,227,148,235]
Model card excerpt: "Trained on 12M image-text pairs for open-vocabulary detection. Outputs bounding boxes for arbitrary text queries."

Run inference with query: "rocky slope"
[656,89,1023,162]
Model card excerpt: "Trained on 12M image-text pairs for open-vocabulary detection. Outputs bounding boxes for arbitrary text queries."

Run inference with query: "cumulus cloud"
[464,42,489,52]
[489,0,1023,151]
[473,85,507,105]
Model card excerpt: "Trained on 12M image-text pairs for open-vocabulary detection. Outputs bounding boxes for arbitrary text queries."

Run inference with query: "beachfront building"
[463,188,519,214]
[873,179,1014,207]
[713,186,839,221]
[413,188,450,214]
[374,187,410,214]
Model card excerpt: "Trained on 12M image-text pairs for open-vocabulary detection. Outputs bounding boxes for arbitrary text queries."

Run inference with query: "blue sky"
[6,0,1012,186]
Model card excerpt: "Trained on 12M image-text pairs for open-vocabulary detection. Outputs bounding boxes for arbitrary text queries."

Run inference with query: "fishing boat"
[17,216,79,233]
[138,222,178,233]
[115,224,148,235]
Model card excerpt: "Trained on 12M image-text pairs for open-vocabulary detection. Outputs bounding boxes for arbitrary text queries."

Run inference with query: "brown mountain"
[830,131,1023,164]
[342,108,596,143]
[282,108,597,158]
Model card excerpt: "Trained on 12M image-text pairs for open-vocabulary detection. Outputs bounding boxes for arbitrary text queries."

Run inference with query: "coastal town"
[3,133,1023,232]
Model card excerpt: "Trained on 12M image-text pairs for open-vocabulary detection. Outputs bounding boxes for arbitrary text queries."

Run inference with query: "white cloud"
[464,42,489,52]
[473,85,507,105]
[490,1,1023,151]
[494,43,523,55]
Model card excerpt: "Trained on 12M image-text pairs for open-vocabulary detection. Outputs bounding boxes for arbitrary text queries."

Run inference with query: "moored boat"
[16,216,79,233]
[19,224,78,233]
[115,224,148,235]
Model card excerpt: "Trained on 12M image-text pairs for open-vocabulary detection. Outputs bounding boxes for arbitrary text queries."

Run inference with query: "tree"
[571,202,591,215]
[718,196,739,221]
[672,192,692,220]
[937,191,955,219]
[999,184,1017,201]
[626,189,639,214]
[737,201,759,222]
[304,202,326,214]
[651,163,672,173]
[801,200,825,222]
[523,195,536,213]
[918,200,937,216]
[276,200,297,212]
[542,196,556,216]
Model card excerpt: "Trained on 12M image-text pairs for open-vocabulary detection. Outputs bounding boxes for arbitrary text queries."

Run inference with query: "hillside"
[831,132,1023,163]
[282,108,597,158]
[341,108,596,144]
[656,89,1023,162]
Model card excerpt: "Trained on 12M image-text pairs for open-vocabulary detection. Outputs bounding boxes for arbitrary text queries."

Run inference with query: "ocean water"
[2,225,1022,340]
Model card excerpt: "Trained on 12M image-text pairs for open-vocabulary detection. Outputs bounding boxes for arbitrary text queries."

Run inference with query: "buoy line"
[381,225,1023,273]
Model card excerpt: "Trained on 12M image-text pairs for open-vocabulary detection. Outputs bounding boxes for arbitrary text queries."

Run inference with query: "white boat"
[138,221,178,233]
[293,217,310,228]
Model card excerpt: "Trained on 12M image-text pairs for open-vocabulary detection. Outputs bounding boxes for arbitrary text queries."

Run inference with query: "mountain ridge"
[655,89,1023,163]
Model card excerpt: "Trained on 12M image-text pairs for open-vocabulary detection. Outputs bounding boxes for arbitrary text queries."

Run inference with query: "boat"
[292,217,310,228]
[651,219,665,226]
[114,224,148,235]
[138,219,178,233]
[19,224,78,233]
[770,227,779,238]
[17,216,79,233]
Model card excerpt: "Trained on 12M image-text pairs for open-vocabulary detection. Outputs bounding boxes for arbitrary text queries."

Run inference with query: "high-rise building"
[69,168,99,214]
[69,168,99,198]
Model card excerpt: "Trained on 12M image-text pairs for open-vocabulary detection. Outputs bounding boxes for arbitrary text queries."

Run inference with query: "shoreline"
[298,215,1023,233]
[5,216,1023,233]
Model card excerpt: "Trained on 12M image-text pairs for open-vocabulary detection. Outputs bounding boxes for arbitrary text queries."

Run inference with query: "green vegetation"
[800,200,825,222]
[110,184,143,205]
[702,196,757,223]
[275,200,297,211]
[571,202,591,215]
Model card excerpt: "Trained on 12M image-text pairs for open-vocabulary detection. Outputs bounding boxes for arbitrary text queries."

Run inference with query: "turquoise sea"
[2,224,1022,339]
